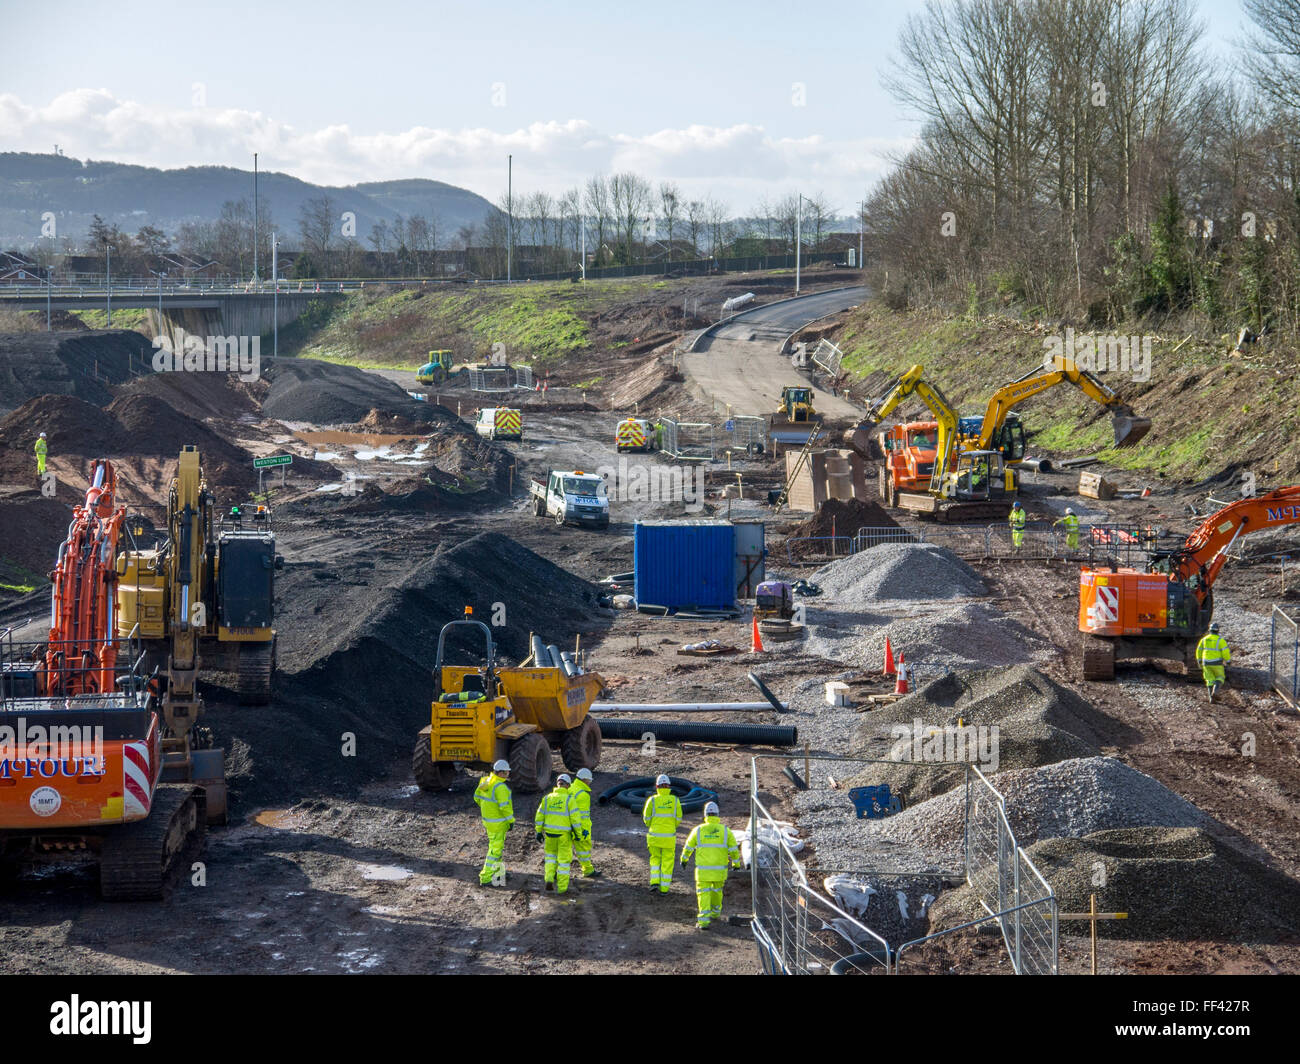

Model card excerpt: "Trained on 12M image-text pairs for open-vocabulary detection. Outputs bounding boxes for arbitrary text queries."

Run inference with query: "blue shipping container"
[634,522,736,610]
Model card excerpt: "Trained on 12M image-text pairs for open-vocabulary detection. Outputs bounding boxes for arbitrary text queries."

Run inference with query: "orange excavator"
[0,460,207,899]
[1079,486,1300,680]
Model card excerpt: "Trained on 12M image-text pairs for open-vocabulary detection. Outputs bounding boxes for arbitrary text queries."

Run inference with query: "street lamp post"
[253,152,259,283]
[858,199,864,272]
[272,234,279,359]
[106,244,112,326]
[507,154,512,282]
[45,267,52,332]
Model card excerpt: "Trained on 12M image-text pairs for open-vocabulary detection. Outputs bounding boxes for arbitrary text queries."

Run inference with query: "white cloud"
[0,90,912,212]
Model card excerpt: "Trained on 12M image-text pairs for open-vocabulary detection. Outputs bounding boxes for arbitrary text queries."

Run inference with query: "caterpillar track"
[236,640,275,705]
[99,785,206,901]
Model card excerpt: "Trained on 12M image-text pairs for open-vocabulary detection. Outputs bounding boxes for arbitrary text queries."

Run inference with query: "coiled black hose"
[597,775,717,813]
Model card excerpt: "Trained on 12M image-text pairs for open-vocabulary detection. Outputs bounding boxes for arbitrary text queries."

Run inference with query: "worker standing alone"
[473,759,515,887]
[1009,500,1026,551]
[642,774,683,894]
[569,767,601,879]
[1054,507,1080,551]
[534,773,582,894]
[1195,622,1231,702]
[34,432,47,477]
[680,801,743,930]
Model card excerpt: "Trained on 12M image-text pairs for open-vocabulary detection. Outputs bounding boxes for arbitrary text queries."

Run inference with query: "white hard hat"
[704,801,719,816]
[1065,507,1074,515]
[576,768,593,782]
[492,759,510,773]
[655,774,670,787]
[557,773,572,785]
[39,432,46,438]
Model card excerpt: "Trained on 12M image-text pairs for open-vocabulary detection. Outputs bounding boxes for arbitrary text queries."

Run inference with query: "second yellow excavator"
[967,355,1151,459]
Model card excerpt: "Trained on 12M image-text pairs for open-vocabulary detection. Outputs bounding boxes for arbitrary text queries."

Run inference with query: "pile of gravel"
[803,601,1051,672]
[812,543,986,602]
[866,756,1206,862]
[846,666,1108,803]
[930,827,1300,940]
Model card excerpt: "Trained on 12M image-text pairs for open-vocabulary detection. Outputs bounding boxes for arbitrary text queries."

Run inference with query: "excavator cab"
[939,450,999,502]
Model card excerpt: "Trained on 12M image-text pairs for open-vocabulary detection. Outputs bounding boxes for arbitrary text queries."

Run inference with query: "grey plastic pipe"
[593,718,797,745]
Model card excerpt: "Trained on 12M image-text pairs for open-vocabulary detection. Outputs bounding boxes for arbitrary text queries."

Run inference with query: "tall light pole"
[45,264,52,332]
[253,152,259,283]
[106,244,112,326]
[150,268,166,332]
[272,233,279,359]
[580,214,586,282]
[506,154,513,282]
[795,193,802,295]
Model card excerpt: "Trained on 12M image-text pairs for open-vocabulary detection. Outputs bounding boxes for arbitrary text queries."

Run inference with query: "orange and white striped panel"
[122,740,153,821]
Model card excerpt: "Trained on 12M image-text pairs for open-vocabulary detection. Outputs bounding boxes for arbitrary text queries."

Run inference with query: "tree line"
[866,0,1300,336]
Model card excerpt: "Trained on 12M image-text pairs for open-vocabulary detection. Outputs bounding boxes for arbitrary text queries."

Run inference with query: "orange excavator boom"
[43,459,126,697]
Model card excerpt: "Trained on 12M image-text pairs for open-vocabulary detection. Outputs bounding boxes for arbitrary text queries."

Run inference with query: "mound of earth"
[929,828,1300,941]
[0,490,71,596]
[0,330,151,415]
[790,497,899,543]
[847,666,1115,802]
[264,359,437,425]
[228,532,606,804]
[0,393,336,499]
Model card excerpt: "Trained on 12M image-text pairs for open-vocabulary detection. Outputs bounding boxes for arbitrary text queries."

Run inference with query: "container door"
[732,521,766,599]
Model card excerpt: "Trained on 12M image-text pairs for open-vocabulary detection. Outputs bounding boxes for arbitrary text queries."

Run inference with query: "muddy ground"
[2,301,1299,975]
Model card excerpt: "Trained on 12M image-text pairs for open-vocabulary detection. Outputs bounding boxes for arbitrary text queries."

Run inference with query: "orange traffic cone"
[883,637,896,676]
[894,653,909,695]
[751,614,765,653]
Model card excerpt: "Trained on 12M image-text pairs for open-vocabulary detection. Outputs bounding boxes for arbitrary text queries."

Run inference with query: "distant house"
[0,251,48,283]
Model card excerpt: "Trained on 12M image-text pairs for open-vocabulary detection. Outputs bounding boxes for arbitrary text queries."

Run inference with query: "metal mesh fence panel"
[1270,605,1300,710]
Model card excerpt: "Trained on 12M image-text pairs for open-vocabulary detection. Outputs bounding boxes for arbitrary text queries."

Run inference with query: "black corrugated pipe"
[594,718,797,746]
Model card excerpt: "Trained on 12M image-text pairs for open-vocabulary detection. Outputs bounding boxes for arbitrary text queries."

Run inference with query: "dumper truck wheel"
[412,727,456,791]
[508,733,552,793]
[553,509,565,527]
[560,717,602,773]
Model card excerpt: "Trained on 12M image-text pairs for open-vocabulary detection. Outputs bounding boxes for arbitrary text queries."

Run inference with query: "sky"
[0,0,1254,217]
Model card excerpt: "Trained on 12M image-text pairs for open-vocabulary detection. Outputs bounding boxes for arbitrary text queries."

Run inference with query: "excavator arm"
[977,355,1150,450]
[861,365,961,489]
[44,459,126,697]
[1167,487,1300,596]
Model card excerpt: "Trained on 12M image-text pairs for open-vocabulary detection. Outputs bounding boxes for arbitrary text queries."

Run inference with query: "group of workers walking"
[472,765,743,930]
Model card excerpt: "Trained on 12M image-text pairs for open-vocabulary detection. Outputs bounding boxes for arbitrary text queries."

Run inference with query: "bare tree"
[659,181,681,262]
[610,172,652,265]
[298,195,337,275]
[584,175,612,266]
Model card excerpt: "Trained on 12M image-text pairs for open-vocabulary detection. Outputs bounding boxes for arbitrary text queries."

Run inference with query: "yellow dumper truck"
[413,612,604,793]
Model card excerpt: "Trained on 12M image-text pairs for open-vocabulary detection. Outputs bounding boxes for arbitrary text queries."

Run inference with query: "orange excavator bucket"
[1111,407,1151,448]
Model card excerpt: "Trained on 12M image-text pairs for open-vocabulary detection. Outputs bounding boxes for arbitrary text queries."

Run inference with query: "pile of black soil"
[0,330,152,415]
[222,531,608,806]
[0,393,337,498]
[264,359,437,425]
[0,489,71,598]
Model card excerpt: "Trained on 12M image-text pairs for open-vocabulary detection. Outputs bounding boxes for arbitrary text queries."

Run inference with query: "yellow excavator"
[860,365,1013,521]
[968,355,1151,459]
[116,447,281,823]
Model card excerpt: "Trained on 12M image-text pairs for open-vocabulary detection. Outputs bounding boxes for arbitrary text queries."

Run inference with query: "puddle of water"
[296,430,421,448]
[359,863,414,881]
[254,809,300,829]
[313,450,343,461]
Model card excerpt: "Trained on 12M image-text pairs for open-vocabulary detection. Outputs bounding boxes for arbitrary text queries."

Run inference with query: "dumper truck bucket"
[1111,409,1152,448]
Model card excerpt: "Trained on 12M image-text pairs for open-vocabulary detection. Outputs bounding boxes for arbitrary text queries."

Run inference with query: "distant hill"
[0,153,500,248]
